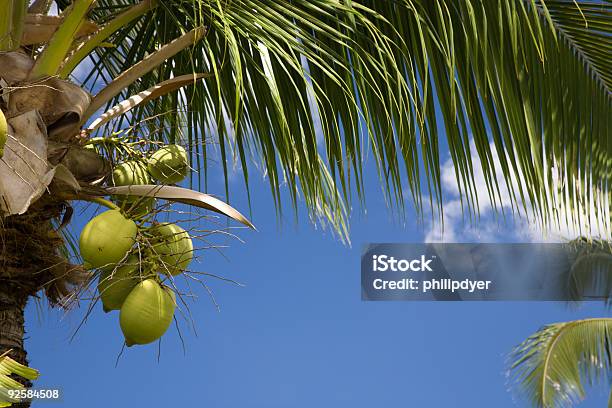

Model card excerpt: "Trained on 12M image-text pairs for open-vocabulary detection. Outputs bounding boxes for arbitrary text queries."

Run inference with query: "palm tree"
[0,0,609,404]
[510,318,612,407]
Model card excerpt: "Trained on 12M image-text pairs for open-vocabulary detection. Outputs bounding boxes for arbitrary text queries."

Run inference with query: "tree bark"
[0,286,28,364]
[0,283,31,408]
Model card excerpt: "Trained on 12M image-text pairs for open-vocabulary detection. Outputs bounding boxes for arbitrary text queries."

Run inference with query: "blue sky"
[24,160,611,407]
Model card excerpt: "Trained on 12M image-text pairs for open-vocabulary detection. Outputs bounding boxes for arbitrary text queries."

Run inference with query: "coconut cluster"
[77,144,194,347]
[79,210,193,346]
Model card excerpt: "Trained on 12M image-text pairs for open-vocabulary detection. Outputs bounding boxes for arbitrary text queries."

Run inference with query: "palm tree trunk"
[0,286,28,366]
[0,211,46,408]
[0,283,31,408]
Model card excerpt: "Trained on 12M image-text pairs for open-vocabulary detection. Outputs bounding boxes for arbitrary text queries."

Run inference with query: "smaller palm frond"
[509,318,612,408]
[0,350,40,407]
[567,239,612,303]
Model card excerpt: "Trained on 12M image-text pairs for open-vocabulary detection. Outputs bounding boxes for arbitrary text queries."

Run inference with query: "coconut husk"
[0,110,55,215]
[47,140,109,183]
[49,163,82,194]
[22,14,99,46]
[0,52,33,85]
[8,77,91,142]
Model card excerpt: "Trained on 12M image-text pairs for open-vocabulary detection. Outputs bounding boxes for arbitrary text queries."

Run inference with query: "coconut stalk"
[0,0,28,51]
[0,8,11,51]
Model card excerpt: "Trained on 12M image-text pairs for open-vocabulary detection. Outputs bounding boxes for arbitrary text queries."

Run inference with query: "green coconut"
[79,210,137,268]
[112,160,151,187]
[150,223,193,276]
[112,160,155,215]
[0,109,7,158]
[147,144,189,184]
[98,255,142,312]
[119,198,155,220]
[119,279,176,346]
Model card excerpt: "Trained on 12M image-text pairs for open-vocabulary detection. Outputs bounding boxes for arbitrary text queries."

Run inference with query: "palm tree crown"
[51,0,612,240]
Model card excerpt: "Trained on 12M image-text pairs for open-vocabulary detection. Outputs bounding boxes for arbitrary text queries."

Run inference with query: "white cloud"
[425,139,610,243]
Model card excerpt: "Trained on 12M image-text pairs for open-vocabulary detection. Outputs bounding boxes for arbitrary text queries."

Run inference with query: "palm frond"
[81,26,207,120]
[0,350,39,407]
[542,1,612,94]
[54,0,611,238]
[88,73,212,130]
[105,184,256,228]
[509,318,612,407]
[0,0,28,51]
[30,0,98,78]
[567,238,612,302]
